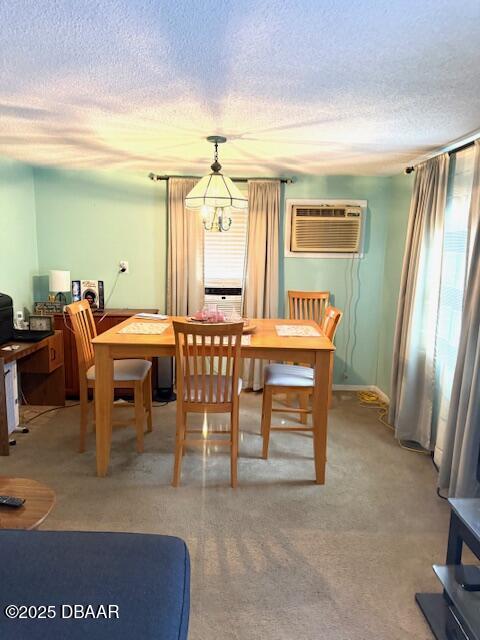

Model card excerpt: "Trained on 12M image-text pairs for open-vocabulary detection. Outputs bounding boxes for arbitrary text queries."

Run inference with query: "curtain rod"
[405,132,479,174]
[148,173,295,184]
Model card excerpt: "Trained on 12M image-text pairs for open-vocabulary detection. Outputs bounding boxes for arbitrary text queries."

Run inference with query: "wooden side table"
[0,477,55,530]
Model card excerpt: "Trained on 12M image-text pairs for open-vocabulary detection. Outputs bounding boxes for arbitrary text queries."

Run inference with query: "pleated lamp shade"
[185,173,248,210]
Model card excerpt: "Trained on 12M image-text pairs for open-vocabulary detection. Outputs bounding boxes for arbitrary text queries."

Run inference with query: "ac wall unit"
[285,199,367,258]
[204,287,242,315]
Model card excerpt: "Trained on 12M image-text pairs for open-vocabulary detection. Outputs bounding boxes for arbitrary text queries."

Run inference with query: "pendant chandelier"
[185,136,248,232]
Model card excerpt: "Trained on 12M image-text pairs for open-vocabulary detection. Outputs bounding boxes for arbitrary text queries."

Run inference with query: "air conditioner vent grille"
[290,204,363,253]
[204,293,242,315]
[296,207,347,217]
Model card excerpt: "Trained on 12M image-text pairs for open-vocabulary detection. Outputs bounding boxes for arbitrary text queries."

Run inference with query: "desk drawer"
[20,331,64,374]
[47,332,64,372]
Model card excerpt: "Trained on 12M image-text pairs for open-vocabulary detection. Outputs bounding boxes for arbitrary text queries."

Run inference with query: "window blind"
[204,186,248,288]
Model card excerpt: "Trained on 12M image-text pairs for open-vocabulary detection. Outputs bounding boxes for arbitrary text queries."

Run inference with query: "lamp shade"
[49,270,71,293]
[185,173,248,210]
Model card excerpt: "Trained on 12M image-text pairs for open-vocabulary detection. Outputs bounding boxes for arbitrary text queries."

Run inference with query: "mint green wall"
[375,173,413,395]
[283,175,395,386]
[26,165,412,390]
[33,168,167,310]
[0,159,37,313]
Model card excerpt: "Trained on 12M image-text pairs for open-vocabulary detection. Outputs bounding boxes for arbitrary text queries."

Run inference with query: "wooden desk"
[92,317,334,483]
[0,331,65,455]
[0,477,55,529]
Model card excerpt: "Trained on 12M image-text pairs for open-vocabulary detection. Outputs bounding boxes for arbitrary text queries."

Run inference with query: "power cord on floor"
[357,391,448,497]
[357,390,393,430]
[21,403,80,425]
[436,487,448,501]
[356,390,431,455]
[430,455,449,500]
[21,398,171,425]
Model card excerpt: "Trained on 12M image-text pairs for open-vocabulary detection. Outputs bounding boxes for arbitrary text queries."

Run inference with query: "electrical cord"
[351,257,361,373]
[21,403,80,425]
[431,454,449,500]
[356,390,431,454]
[98,270,122,323]
[357,390,393,430]
[436,487,448,501]
[62,270,122,326]
[62,308,76,333]
[20,398,171,426]
[348,256,361,376]
[343,254,360,380]
[342,256,352,380]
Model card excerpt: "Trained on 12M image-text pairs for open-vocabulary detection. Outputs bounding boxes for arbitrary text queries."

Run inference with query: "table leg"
[446,512,463,564]
[94,344,113,477]
[311,350,332,484]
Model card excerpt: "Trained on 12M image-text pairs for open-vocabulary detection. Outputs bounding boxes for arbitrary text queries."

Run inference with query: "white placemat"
[134,312,168,320]
[275,324,320,337]
[119,322,170,335]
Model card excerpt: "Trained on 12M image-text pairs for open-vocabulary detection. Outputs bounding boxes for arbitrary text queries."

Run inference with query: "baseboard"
[333,384,390,404]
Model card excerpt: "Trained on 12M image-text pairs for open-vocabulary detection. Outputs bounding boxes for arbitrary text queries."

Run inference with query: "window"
[203,184,249,316]
[204,182,248,289]
[434,146,475,464]
[204,206,249,289]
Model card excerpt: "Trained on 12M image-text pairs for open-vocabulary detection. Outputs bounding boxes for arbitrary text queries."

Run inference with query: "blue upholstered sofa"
[0,530,190,639]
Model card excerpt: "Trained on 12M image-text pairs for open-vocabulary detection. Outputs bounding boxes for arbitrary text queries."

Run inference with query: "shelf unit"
[416,499,480,640]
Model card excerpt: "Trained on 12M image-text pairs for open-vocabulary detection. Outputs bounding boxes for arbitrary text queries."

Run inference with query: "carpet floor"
[2,391,448,639]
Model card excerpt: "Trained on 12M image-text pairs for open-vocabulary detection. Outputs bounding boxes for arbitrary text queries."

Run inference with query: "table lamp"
[49,270,71,304]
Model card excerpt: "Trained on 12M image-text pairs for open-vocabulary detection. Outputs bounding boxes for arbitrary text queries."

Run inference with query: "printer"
[0,293,53,344]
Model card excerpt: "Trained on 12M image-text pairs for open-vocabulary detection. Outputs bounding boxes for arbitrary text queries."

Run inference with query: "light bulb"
[201,205,213,223]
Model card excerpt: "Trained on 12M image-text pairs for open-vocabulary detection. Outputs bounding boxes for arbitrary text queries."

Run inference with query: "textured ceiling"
[0,0,479,175]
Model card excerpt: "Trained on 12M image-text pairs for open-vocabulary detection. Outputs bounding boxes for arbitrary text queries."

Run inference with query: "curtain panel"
[167,178,204,316]
[388,154,450,450]
[243,180,280,390]
[439,140,480,497]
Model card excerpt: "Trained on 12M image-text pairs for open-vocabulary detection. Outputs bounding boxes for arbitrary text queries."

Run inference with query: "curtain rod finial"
[405,166,415,174]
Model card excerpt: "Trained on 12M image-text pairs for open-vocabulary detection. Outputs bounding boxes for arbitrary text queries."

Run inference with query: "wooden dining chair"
[288,290,330,325]
[260,305,343,460]
[172,320,244,488]
[66,300,153,453]
[285,290,330,411]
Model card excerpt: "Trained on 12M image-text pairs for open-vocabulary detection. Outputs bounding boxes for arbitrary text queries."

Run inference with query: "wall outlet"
[119,260,129,274]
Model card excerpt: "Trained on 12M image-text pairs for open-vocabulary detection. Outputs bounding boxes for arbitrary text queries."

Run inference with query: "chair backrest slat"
[66,300,97,376]
[192,338,199,402]
[216,335,223,402]
[173,321,243,406]
[201,335,207,401]
[321,305,343,342]
[288,290,330,325]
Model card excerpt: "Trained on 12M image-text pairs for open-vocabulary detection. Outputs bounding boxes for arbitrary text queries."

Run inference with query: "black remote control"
[0,495,25,508]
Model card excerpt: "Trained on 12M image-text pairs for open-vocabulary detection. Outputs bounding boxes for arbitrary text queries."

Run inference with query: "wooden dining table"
[92,316,335,482]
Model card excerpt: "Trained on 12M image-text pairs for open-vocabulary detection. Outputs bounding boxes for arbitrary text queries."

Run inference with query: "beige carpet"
[2,391,447,639]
